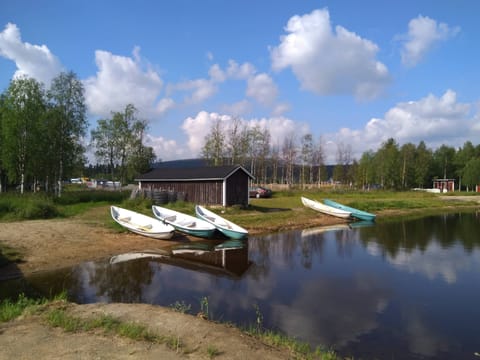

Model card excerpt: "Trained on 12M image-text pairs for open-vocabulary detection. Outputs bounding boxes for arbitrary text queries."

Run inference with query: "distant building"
[135,165,254,207]
[433,179,455,192]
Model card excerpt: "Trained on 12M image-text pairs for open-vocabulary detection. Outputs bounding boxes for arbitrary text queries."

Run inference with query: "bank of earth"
[1,197,478,359]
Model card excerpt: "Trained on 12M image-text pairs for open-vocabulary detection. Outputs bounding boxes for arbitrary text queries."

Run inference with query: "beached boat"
[110,206,175,239]
[152,205,216,239]
[323,199,376,222]
[195,205,248,240]
[300,196,352,219]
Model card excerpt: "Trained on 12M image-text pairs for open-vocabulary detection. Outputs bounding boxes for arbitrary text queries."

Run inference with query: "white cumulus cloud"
[270,8,390,100]
[220,100,253,116]
[329,90,475,163]
[171,77,218,104]
[246,73,278,106]
[401,15,460,67]
[0,23,63,86]
[144,134,186,161]
[84,48,171,118]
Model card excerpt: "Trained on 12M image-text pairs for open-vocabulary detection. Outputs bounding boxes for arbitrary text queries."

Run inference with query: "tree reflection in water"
[12,212,480,360]
[89,258,156,302]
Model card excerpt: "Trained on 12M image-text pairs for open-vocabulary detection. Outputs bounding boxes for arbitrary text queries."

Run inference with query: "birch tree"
[414,141,433,188]
[356,150,375,189]
[47,71,87,196]
[201,118,225,166]
[282,135,296,185]
[225,117,244,165]
[1,77,46,193]
[91,104,149,185]
[462,158,480,191]
[400,143,416,189]
[430,145,454,184]
[300,134,313,187]
[0,93,4,192]
[312,137,325,184]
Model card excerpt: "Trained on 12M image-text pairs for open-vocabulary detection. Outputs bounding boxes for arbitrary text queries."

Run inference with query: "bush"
[15,200,58,219]
[0,190,130,221]
[53,190,130,205]
[0,194,58,220]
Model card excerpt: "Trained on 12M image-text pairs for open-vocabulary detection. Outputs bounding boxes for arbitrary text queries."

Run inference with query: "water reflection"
[5,212,480,360]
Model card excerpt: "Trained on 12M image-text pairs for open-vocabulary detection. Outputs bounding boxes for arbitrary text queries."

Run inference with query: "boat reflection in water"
[160,239,250,278]
[5,213,479,360]
[108,239,250,280]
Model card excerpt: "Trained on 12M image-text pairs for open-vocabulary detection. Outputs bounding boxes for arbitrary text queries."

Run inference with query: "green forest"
[0,74,155,195]
[1,74,479,195]
[200,119,480,191]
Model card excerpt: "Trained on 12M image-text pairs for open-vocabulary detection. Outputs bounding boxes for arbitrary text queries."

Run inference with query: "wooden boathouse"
[135,165,254,207]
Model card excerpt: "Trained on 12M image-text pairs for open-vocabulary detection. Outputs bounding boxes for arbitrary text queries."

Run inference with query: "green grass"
[3,294,344,359]
[45,307,182,350]
[0,193,58,220]
[207,344,221,358]
[1,294,183,351]
[254,329,339,360]
[0,294,42,322]
[246,303,342,360]
[0,292,68,322]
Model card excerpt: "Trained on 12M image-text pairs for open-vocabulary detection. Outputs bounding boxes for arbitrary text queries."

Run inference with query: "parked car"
[249,186,272,198]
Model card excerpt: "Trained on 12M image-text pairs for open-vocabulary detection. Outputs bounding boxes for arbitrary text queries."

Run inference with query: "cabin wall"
[225,171,249,207]
[140,180,223,205]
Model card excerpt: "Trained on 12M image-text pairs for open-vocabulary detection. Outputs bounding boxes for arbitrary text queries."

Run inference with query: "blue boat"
[152,205,216,239]
[195,205,248,240]
[323,199,376,222]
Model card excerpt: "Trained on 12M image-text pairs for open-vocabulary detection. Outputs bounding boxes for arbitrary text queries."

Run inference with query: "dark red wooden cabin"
[135,165,254,207]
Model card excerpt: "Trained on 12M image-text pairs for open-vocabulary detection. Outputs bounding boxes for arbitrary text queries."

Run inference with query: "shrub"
[0,194,58,220]
[53,190,130,205]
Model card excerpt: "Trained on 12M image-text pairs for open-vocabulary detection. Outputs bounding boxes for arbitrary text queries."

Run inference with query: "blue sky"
[1,0,479,164]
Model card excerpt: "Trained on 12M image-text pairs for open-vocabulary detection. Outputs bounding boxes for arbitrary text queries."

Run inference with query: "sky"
[1,0,479,164]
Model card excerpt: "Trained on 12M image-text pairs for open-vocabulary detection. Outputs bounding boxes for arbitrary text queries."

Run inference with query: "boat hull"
[323,199,376,222]
[110,206,175,239]
[152,205,216,239]
[195,205,248,240]
[301,197,352,219]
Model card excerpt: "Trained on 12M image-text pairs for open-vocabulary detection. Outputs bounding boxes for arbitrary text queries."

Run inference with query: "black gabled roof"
[135,165,254,181]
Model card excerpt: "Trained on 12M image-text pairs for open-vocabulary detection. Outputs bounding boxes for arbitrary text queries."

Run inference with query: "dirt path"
[0,302,291,360]
[0,217,180,280]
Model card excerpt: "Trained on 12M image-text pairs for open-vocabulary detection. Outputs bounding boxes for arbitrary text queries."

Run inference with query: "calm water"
[3,212,480,359]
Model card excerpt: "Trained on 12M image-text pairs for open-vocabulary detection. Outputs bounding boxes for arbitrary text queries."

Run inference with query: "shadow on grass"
[247,205,291,213]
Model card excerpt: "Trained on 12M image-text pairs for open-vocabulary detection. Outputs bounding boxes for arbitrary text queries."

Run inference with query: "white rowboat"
[301,197,352,219]
[152,205,216,239]
[111,206,175,239]
[195,205,248,239]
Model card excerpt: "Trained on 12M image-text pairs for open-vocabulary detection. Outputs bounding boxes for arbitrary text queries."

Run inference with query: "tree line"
[0,74,155,195]
[201,118,328,185]
[201,121,480,190]
[354,139,480,191]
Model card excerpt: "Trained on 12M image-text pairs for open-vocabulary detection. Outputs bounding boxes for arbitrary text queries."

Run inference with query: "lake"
[3,211,480,359]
